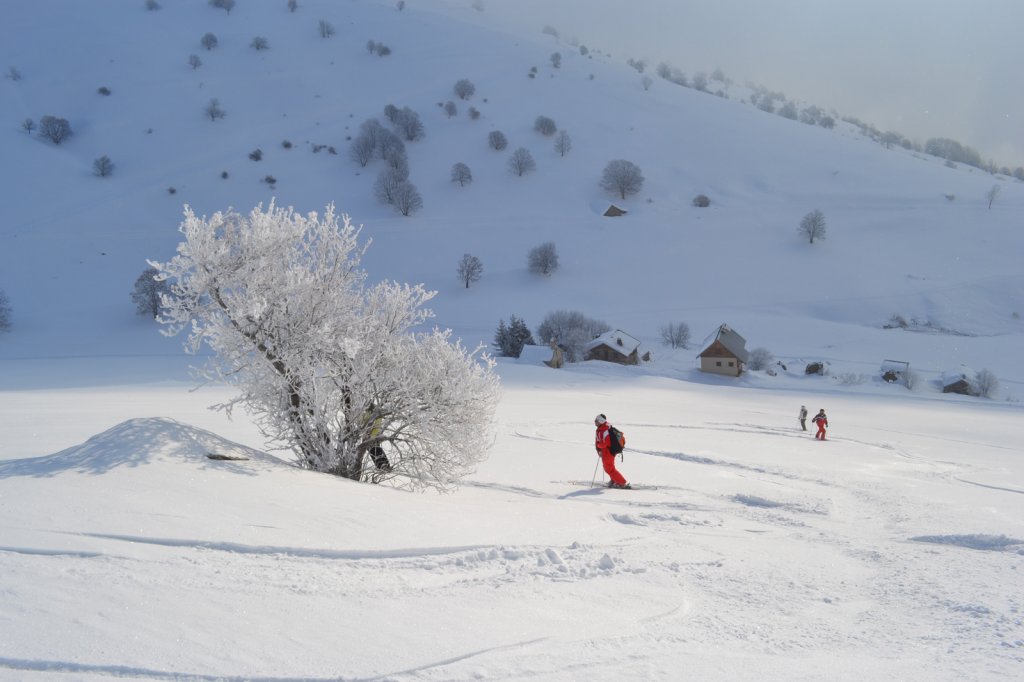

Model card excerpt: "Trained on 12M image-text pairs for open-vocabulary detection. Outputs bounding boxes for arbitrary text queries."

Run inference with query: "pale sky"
[475,0,1023,167]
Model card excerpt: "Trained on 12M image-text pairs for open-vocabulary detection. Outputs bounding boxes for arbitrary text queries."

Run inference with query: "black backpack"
[608,426,625,455]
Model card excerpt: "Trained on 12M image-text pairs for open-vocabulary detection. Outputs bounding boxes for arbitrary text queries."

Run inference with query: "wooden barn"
[698,324,749,377]
[584,330,649,365]
[881,359,910,384]
[602,204,628,217]
[941,367,975,395]
[517,342,564,369]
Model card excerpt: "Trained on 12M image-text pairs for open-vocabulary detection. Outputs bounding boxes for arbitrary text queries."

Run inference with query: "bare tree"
[534,115,557,136]
[528,241,558,275]
[204,98,226,121]
[488,130,507,151]
[93,155,115,177]
[393,182,423,216]
[38,116,72,145]
[145,0,161,10]
[21,118,35,135]
[318,20,335,38]
[0,289,11,332]
[451,162,472,186]
[349,134,375,167]
[641,75,653,91]
[6,66,22,81]
[974,368,999,398]
[692,194,710,207]
[454,79,476,100]
[550,52,562,68]
[188,54,202,70]
[798,209,827,244]
[288,0,298,11]
[536,310,610,362]
[600,159,644,199]
[986,184,1002,209]
[250,36,270,51]
[209,0,235,14]
[554,130,572,157]
[396,0,405,9]
[660,322,690,349]
[374,169,404,205]
[468,106,480,120]
[201,33,218,50]
[457,254,483,288]
[391,107,424,141]
[443,101,457,118]
[507,147,536,176]
[131,267,169,318]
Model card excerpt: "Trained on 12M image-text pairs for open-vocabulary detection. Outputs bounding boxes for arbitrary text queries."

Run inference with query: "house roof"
[699,324,749,362]
[585,329,641,356]
[941,366,975,385]
[881,359,910,372]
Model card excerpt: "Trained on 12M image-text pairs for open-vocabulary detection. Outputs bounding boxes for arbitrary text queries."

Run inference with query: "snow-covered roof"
[881,359,909,372]
[585,330,642,356]
[941,366,975,384]
[701,324,749,362]
[517,344,556,365]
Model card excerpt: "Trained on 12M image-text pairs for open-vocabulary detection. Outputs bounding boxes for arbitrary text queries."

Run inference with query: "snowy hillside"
[0,2,1022,680]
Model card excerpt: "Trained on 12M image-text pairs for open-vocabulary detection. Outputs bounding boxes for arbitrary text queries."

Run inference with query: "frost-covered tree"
[250,36,270,51]
[392,182,423,216]
[641,75,653,91]
[507,147,536,176]
[21,118,35,135]
[660,322,690,349]
[600,159,644,199]
[527,241,558,275]
[534,115,557,136]
[38,116,72,145]
[0,289,11,332]
[451,162,472,186]
[550,52,561,68]
[799,209,827,244]
[151,202,499,489]
[457,253,483,288]
[493,315,534,357]
[553,130,572,157]
[488,130,507,151]
[131,266,169,318]
[378,129,405,162]
[443,101,457,118]
[536,310,610,363]
[454,79,476,100]
[93,155,114,177]
[188,53,202,70]
[205,98,226,121]
[201,32,218,50]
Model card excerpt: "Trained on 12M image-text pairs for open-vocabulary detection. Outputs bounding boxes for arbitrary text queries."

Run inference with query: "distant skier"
[798,405,808,431]
[812,408,828,440]
[595,414,630,489]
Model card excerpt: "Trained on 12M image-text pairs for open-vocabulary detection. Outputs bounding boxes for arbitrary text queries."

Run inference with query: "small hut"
[518,342,564,369]
[602,204,628,217]
[698,324,749,377]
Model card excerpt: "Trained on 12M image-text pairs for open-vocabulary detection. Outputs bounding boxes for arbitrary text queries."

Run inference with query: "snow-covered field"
[1,1,1022,679]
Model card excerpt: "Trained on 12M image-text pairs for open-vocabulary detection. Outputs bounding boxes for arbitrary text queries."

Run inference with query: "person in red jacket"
[812,408,828,440]
[595,414,630,489]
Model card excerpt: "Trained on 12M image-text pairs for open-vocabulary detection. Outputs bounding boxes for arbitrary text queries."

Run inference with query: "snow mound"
[0,417,275,478]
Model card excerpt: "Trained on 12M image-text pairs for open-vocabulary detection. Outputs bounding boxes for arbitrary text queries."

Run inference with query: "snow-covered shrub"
[974,369,999,398]
[152,202,499,489]
[747,347,774,371]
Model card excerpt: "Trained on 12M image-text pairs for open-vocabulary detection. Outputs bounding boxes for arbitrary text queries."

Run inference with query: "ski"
[560,480,658,490]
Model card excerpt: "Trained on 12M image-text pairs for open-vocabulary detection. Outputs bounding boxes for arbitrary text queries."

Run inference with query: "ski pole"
[590,457,600,488]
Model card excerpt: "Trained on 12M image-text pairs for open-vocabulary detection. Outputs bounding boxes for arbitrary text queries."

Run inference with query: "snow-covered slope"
[0,2,1022,679]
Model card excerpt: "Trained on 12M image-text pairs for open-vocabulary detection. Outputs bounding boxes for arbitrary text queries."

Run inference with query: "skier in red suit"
[595,414,630,488]
[812,408,828,440]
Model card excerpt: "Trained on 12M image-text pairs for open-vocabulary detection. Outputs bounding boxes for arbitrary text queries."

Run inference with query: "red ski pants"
[601,452,627,486]
[815,423,827,440]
